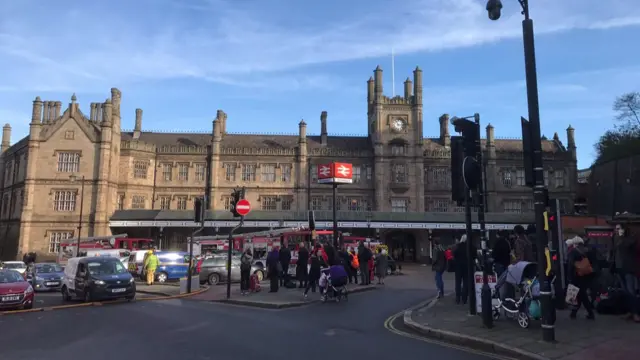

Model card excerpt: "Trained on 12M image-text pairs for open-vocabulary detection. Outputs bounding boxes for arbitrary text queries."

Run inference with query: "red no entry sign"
[235,199,251,216]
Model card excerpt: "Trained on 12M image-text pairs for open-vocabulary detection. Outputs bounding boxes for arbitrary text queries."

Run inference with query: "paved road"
[0,267,493,360]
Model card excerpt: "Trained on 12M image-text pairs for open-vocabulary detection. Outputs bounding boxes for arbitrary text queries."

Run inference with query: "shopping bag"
[565,284,579,305]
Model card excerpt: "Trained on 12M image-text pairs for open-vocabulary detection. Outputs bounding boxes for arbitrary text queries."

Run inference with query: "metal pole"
[307,158,312,211]
[474,114,493,328]
[205,145,213,210]
[76,176,85,255]
[227,218,244,299]
[554,198,566,309]
[332,183,338,249]
[521,1,555,341]
[187,230,195,294]
[464,187,476,315]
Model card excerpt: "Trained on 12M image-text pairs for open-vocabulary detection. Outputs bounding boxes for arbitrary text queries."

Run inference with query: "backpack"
[574,249,593,277]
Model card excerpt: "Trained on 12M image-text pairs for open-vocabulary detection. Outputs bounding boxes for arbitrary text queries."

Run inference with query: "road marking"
[383,301,515,360]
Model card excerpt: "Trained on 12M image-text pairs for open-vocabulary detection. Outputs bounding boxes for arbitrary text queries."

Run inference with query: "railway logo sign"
[235,199,251,216]
[317,162,353,184]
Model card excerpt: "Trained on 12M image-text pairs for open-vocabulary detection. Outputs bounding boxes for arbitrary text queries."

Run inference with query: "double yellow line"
[383,303,515,360]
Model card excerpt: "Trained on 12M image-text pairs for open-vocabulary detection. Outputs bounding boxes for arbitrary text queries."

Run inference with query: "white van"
[127,250,149,279]
[61,257,136,302]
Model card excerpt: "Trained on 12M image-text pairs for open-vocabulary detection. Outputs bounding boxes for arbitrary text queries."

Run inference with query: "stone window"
[427,199,448,212]
[222,196,232,210]
[3,161,11,185]
[365,165,372,181]
[261,164,276,182]
[281,196,293,211]
[2,193,9,217]
[501,170,513,187]
[53,190,76,212]
[555,170,565,188]
[48,231,73,253]
[117,194,125,210]
[242,164,257,181]
[57,152,80,173]
[195,164,206,181]
[347,198,366,211]
[503,200,522,213]
[427,167,450,186]
[392,164,407,183]
[391,198,408,212]
[133,161,148,179]
[310,165,318,183]
[516,169,526,186]
[223,163,236,182]
[281,164,292,182]
[159,196,171,210]
[524,199,534,212]
[352,166,361,183]
[311,196,323,210]
[177,196,187,210]
[261,196,277,211]
[391,145,405,156]
[132,195,146,209]
[178,163,189,181]
[162,164,173,181]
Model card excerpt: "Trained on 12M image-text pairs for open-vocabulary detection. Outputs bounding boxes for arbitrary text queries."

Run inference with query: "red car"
[0,269,35,311]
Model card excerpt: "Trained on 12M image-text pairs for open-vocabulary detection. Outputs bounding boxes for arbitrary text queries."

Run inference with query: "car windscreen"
[36,264,63,273]
[3,262,26,269]
[87,260,128,276]
[0,270,25,283]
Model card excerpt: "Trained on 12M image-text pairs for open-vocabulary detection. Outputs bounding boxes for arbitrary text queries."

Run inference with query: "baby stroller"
[319,266,349,303]
[492,261,541,329]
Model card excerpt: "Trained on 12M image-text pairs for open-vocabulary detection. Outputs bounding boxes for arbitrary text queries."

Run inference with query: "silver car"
[198,256,263,285]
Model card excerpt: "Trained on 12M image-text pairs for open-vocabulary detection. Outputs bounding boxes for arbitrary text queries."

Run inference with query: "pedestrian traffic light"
[229,188,246,217]
[451,117,482,191]
[194,197,204,223]
[547,200,559,245]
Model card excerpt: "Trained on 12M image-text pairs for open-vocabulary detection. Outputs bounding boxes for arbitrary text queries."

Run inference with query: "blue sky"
[1,0,639,168]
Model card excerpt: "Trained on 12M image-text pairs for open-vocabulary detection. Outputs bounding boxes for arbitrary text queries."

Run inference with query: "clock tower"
[368,66,425,212]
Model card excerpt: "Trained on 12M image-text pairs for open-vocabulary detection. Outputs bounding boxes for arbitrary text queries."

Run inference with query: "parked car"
[0,269,35,311]
[61,257,136,302]
[1,261,27,277]
[197,256,263,285]
[28,263,64,292]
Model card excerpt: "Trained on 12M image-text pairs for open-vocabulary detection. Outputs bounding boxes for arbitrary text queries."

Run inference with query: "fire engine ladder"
[63,234,129,247]
[189,227,308,242]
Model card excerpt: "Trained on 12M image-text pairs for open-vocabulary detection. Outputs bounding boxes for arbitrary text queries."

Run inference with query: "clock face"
[392,118,405,132]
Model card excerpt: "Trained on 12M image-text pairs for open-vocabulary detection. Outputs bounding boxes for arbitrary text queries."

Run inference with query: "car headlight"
[24,285,34,295]
[129,277,135,283]
[94,280,105,285]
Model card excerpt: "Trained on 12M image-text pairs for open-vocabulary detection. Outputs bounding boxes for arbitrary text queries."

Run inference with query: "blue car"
[29,263,64,292]
[153,251,191,283]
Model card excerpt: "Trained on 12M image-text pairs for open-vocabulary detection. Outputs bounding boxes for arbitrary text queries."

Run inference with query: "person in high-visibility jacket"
[143,249,159,285]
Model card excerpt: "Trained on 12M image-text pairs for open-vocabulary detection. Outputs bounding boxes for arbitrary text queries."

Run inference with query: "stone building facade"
[0,66,578,260]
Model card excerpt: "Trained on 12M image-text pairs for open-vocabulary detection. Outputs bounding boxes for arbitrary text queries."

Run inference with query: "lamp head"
[486,0,503,21]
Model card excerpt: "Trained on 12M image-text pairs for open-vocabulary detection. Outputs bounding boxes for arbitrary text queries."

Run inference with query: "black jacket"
[453,242,477,272]
[492,238,511,267]
[297,248,309,268]
[279,247,291,266]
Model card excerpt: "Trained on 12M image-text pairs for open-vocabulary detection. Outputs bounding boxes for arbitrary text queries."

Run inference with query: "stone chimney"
[367,77,374,104]
[320,111,328,146]
[566,125,576,149]
[213,118,221,142]
[31,97,43,124]
[133,109,142,140]
[101,98,112,125]
[439,114,450,147]
[69,94,78,116]
[54,101,61,120]
[42,101,50,123]
[298,119,307,142]
[374,66,383,102]
[1,124,11,153]
[216,110,227,134]
[413,66,423,105]
[404,77,413,100]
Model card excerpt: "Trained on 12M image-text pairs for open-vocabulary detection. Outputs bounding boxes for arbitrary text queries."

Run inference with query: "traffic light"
[521,117,534,188]
[194,197,204,223]
[308,210,316,231]
[451,117,482,191]
[229,188,246,217]
[547,199,559,244]
[450,136,466,205]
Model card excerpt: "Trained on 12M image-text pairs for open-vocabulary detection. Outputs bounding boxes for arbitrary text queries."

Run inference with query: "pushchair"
[319,267,348,303]
[492,261,541,329]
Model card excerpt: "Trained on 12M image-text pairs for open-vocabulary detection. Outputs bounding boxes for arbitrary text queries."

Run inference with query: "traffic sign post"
[316,162,353,249]
[227,187,247,300]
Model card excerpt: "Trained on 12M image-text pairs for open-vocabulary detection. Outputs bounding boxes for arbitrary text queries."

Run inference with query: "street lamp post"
[69,175,85,256]
[486,0,555,342]
[366,212,372,239]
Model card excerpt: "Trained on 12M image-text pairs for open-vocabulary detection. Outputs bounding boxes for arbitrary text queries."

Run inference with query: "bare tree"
[613,92,640,131]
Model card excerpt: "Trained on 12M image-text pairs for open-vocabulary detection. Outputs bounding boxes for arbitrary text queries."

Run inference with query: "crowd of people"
[431,223,640,323]
[237,239,389,298]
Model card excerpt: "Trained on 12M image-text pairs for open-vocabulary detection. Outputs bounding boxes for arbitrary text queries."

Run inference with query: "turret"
[216,110,227,135]
[374,66,383,102]
[69,93,78,116]
[298,119,307,141]
[567,125,576,149]
[486,124,496,159]
[439,114,450,147]
[133,109,142,140]
[367,77,374,104]
[1,124,11,153]
[320,111,328,146]
[404,77,413,100]
[31,97,43,124]
[413,66,423,105]
[102,98,112,126]
[213,118,221,142]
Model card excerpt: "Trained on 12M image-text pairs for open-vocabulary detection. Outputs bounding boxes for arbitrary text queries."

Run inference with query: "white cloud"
[0,0,638,92]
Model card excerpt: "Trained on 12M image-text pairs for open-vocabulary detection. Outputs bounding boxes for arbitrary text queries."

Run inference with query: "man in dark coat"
[357,242,371,285]
[279,238,292,287]
[296,242,309,288]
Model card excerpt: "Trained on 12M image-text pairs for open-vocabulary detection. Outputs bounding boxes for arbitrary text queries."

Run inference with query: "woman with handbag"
[567,236,596,320]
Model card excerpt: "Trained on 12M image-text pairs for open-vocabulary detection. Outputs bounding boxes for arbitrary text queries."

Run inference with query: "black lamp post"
[366,212,372,239]
[485,0,555,342]
[69,175,85,256]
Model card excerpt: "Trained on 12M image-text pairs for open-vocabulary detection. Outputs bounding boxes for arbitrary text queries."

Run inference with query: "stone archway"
[383,230,418,262]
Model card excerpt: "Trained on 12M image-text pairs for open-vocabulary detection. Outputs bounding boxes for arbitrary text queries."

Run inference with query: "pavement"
[0,263,499,360]
[404,295,640,360]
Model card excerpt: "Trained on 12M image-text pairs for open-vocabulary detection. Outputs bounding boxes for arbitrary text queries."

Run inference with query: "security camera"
[486,0,503,21]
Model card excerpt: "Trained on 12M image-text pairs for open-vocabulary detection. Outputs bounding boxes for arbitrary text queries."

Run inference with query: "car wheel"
[84,290,93,303]
[208,273,220,285]
[61,286,72,301]
[254,270,264,282]
[156,272,168,283]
